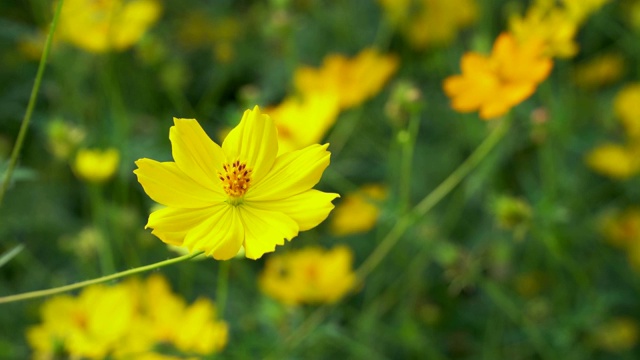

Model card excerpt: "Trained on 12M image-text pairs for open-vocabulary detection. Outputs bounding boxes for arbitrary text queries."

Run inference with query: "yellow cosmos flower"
[443,32,553,120]
[294,49,399,110]
[561,0,610,23]
[134,106,339,260]
[614,83,640,139]
[116,275,228,357]
[74,148,120,183]
[593,317,639,352]
[259,246,357,305]
[585,143,640,179]
[57,0,161,53]
[573,53,625,89]
[509,4,579,58]
[27,284,135,359]
[600,208,640,249]
[400,0,478,49]
[266,93,340,155]
[330,184,387,236]
[28,275,228,359]
[377,0,412,24]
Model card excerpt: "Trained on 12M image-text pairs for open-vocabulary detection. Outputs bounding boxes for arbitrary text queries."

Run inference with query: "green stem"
[397,110,421,215]
[356,118,509,280]
[0,0,65,206]
[0,244,25,269]
[216,260,231,317]
[283,118,510,349]
[0,252,203,304]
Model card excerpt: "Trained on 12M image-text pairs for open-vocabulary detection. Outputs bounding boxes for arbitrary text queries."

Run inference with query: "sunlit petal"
[247,144,330,201]
[239,206,299,259]
[247,190,339,231]
[183,205,244,260]
[134,159,222,208]
[222,106,278,184]
[170,118,226,194]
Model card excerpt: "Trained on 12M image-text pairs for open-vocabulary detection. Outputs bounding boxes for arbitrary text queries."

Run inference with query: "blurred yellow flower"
[377,0,411,24]
[509,4,579,58]
[573,53,625,89]
[593,317,639,352]
[614,83,640,139]
[17,32,46,60]
[259,246,357,305]
[330,184,387,236]
[562,0,610,23]
[379,0,477,49]
[267,93,340,155]
[134,106,339,260]
[74,148,120,183]
[600,208,640,248]
[514,272,544,298]
[294,49,399,110]
[585,143,640,179]
[443,33,553,119]
[57,0,161,53]
[28,275,228,359]
[626,0,640,29]
[27,284,135,359]
[117,275,228,357]
[177,13,241,63]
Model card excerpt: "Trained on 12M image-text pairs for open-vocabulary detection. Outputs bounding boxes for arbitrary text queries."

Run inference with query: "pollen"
[218,160,253,198]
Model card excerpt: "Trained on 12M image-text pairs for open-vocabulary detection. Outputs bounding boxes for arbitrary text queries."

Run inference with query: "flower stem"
[0,0,65,206]
[356,118,510,280]
[397,109,421,215]
[0,252,203,304]
[0,244,25,269]
[283,118,510,349]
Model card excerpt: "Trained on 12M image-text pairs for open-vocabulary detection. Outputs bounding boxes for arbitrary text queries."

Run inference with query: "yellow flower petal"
[134,159,222,208]
[222,106,278,184]
[248,189,339,231]
[239,206,299,259]
[170,118,226,192]
[247,144,331,201]
[183,205,244,260]
[146,207,218,246]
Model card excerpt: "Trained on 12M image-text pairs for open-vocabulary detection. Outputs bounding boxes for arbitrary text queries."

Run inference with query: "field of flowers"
[1,0,640,358]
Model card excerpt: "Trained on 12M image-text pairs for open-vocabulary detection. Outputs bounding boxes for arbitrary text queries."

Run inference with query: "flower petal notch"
[134,106,339,260]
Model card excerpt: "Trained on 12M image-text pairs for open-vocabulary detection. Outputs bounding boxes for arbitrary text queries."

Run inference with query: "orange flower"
[443,33,553,119]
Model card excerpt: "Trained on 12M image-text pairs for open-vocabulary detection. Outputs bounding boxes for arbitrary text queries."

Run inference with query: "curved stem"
[0,0,65,206]
[0,251,203,304]
[283,118,509,349]
[356,118,509,280]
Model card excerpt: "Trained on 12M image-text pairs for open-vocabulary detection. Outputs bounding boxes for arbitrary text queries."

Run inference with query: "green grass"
[1,0,640,358]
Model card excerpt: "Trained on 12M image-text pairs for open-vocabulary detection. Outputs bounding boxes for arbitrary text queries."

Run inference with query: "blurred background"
[1,0,640,358]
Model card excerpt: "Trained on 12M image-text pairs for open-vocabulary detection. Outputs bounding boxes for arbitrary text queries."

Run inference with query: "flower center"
[218,160,252,201]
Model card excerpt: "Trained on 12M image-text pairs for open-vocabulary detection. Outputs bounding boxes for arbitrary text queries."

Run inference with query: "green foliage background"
[1,0,640,358]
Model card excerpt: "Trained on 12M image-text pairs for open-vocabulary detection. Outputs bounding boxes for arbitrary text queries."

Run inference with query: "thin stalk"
[0,252,203,304]
[357,118,509,280]
[0,0,65,206]
[0,244,25,269]
[283,118,510,349]
[397,110,421,215]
